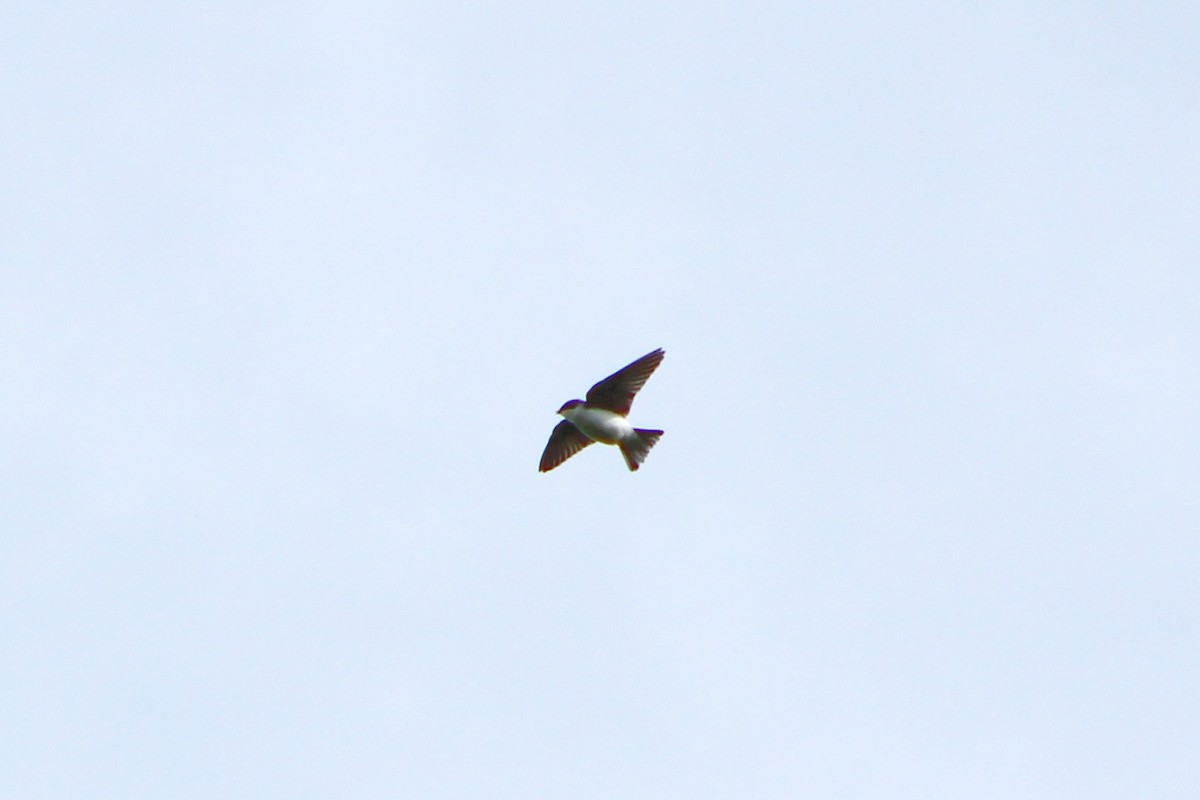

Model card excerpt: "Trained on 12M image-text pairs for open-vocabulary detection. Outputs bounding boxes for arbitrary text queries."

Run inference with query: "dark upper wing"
[585,348,665,415]
[539,420,594,472]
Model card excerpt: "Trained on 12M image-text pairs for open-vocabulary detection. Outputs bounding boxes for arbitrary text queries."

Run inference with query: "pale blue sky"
[3,3,1198,797]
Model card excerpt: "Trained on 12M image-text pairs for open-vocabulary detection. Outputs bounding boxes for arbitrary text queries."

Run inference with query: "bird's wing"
[539,420,594,472]
[585,348,665,415]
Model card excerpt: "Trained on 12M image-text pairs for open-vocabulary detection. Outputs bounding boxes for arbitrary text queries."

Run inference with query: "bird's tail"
[620,429,663,472]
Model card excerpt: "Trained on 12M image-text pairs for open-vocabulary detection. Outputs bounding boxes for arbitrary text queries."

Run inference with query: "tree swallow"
[538,348,665,472]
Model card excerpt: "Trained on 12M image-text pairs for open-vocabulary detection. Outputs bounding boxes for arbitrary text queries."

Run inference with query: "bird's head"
[557,399,585,416]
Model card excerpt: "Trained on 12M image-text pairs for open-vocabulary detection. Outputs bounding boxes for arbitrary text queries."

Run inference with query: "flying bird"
[538,348,665,472]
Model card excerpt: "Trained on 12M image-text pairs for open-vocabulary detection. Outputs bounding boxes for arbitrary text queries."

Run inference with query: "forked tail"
[619,428,663,471]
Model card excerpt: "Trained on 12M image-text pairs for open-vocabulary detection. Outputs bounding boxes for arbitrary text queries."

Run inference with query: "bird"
[539,348,665,472]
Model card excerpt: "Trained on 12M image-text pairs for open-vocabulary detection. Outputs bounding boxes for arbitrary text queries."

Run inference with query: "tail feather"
[619,428,663,471]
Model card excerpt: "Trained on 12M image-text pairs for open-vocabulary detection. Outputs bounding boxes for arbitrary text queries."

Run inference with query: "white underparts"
[560,406,634,444]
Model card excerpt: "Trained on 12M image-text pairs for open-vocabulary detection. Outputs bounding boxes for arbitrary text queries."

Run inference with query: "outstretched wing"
[585,348,665,416]
[539,420,594,472]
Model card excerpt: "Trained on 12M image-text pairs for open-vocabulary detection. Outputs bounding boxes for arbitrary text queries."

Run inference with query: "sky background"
[3,2,1198,797]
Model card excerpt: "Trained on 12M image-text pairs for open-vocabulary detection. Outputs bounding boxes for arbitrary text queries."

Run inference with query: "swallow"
[538,348,665,472]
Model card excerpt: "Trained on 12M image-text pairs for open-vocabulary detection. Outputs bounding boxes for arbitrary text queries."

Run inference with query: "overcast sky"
[3,3,1198,798]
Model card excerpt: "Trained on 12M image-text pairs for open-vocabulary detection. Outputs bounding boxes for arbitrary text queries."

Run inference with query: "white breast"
[561,406,633,444]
